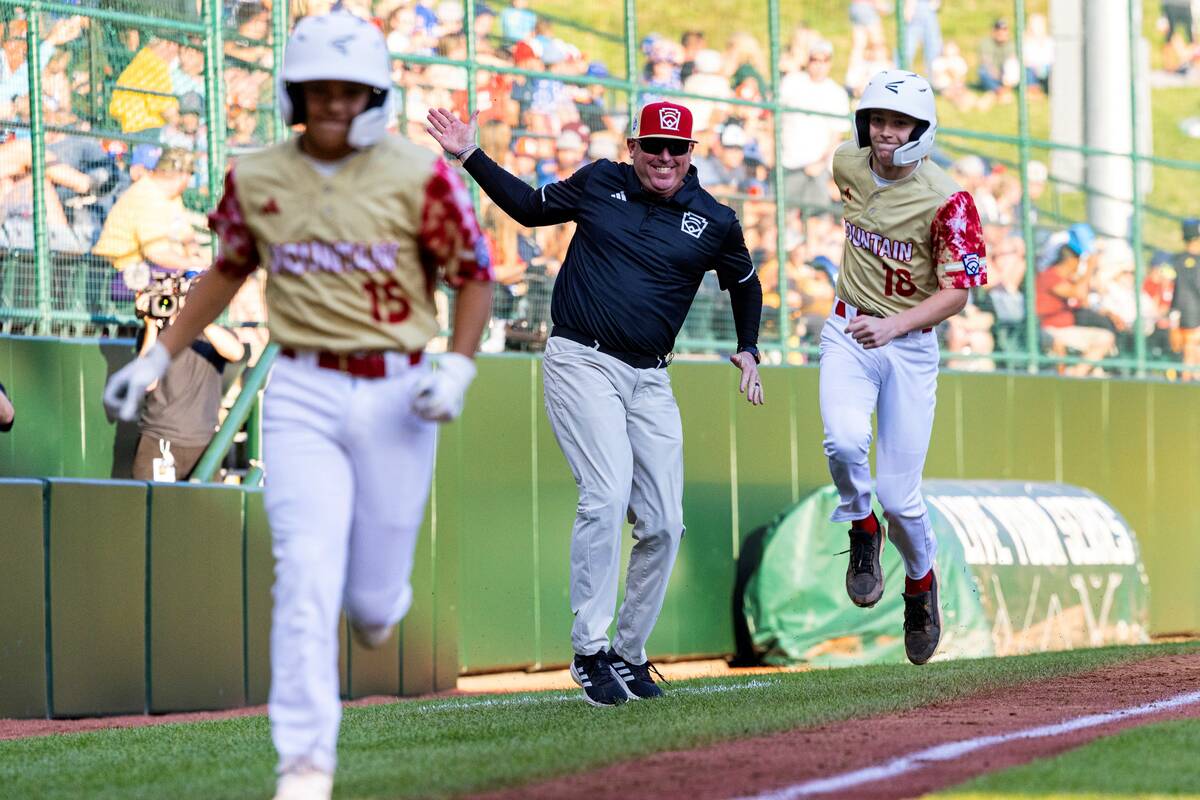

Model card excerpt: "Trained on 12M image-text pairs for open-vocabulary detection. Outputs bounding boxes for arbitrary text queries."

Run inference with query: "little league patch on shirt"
[681,211,708,239]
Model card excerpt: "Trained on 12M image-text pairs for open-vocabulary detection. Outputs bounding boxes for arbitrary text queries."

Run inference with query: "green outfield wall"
[0,337,1197,716]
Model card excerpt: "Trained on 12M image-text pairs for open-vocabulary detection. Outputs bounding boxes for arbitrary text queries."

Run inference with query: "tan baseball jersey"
[832,141,987,317]
[208,135,492,353]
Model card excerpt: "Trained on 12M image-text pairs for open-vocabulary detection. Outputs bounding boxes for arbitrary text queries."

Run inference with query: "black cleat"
[903,572,942,665]
[846,515,885,608]
[607,649,666,699]
[569,651,628,707]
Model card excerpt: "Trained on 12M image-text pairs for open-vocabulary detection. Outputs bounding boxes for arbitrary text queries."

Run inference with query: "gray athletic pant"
[542,336,685,664]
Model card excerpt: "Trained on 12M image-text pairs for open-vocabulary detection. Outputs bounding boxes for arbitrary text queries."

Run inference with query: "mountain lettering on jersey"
[844,220,914,263]
[269,241,401,275]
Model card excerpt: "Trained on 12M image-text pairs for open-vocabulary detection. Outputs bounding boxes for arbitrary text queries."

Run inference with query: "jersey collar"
[624,163,700,207]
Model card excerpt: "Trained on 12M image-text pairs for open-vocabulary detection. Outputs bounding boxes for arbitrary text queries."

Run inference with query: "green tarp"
[742,481,1150,666]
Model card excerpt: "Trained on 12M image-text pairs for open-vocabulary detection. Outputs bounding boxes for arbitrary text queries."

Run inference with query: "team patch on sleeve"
[932,190,988,289]
[419,159,494,292]
[207,169,261,278]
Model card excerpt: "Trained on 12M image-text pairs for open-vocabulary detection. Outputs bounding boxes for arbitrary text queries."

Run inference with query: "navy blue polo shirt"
[465,154,757,357]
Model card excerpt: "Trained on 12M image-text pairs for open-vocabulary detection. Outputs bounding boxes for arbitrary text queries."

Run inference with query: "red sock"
[853,513,879,534]
[906,569,934,594]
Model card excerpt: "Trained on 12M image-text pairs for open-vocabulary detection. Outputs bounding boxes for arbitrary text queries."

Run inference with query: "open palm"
[426,108,477,155]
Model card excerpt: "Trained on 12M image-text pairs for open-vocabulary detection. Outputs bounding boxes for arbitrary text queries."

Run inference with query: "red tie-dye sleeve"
[418,159,494,292]
[931,190,988,289]
[207,168,261,279]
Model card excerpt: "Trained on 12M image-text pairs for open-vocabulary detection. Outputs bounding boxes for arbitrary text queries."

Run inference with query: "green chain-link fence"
[1,0,1197,379]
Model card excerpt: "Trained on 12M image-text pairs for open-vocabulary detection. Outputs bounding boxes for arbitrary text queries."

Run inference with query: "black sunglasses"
[638,137,691,157]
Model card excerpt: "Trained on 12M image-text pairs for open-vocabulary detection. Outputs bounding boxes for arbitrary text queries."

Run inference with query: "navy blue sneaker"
[606,649,666,699]
[569,651,628,707]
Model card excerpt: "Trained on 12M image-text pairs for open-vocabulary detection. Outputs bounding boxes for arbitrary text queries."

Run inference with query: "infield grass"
[0,642,1195,800]
[932,716,1200,800]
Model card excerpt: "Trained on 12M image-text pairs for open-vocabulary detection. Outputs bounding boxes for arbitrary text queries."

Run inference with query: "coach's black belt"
[551,326,672,369]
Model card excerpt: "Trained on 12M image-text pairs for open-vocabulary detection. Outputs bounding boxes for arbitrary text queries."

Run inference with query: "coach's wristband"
[453,145,478,162]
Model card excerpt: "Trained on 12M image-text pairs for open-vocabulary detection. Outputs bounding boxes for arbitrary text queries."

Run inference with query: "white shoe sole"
[569,662,625,707]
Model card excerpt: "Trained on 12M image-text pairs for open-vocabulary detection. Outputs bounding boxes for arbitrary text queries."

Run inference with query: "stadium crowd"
[0,0,1197,378]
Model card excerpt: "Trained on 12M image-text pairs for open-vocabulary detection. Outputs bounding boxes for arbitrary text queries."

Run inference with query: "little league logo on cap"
[634,101,697,141]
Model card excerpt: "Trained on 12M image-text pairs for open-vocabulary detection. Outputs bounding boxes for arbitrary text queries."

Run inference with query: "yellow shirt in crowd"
[92,177,191,272]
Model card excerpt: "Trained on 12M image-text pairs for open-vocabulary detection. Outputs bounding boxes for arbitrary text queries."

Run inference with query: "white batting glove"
[103,342,171,422]
[411,352,477,422]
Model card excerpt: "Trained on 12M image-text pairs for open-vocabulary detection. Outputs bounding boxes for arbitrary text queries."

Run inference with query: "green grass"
[932,717,1200,799]
[0,642,1196,799]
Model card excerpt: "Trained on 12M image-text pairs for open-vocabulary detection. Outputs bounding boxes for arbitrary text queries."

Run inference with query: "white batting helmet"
[854,70,937,166]
[277,8,394,148]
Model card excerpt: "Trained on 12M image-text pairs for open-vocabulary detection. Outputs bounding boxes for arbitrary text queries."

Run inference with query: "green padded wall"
[0,480,47,718]
[148,483,245,712]
[46,479,146,716]
[244,489,273,706]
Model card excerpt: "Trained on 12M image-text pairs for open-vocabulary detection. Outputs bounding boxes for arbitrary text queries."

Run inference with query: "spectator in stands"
[130,279,244,482]
[1024,13,1054,94]
[779,21,818,75]
[162,91,206,154]
[539,128,586,187]
[904,0,943,77]
[931,40,973,110]
[679,30,706,82]
[977,18,1019,102]
[587,130,620,164]
[1091,238,1141,356]
[644,38,683,99]
[845,35,894,97]
[109,37,180,135]
[575,62,615,135]
[944,294,996,371]
[92,148,206,300]
[1161,0,1195,48]
[693,121,750,194]
[500,0,536,43]
[0,15,83,111]
[725,31,769,103]
[684,49,732,133]
[1169,218,1200,379]
[0,380,13,433]
[1144,249,1176,356]
[848,0,890,54]
[952,156,1000,223]
[1035,226,1115,376]
[977,233,1028,354]
[779,39,850,214]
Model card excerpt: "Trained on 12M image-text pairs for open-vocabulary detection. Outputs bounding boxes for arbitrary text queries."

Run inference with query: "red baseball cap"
[633,101,697,142]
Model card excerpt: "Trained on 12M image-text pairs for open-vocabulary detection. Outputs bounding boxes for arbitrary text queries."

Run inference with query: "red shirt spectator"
[1035,267,1075,327]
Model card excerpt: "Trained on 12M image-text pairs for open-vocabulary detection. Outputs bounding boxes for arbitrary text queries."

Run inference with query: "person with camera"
[129,275,244,482]
[92,147,206,306]
[0,380,13,433]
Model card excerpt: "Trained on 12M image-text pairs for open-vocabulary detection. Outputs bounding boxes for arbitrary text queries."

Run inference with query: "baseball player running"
[103,10,493,800]
[427,100,764,706]
[821,70,986,665]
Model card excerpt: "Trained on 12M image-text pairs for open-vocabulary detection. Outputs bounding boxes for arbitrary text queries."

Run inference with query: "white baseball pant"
[541,336,685,665]
[262,351,436,775]
[818,300,939,580]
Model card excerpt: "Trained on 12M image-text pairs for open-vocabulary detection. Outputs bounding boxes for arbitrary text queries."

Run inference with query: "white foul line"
[410,679,779,714]
[734,689,1200,800]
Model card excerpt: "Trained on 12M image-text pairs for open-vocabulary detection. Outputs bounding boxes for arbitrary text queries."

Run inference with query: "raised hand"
[426,108,478,157]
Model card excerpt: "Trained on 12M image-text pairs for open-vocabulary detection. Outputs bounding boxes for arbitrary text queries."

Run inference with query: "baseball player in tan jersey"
[103,10,493,800]
[820,70,986,665]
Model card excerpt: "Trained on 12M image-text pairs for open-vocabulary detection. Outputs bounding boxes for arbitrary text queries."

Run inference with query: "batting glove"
[411,352,477,422]
[103,342,171,422]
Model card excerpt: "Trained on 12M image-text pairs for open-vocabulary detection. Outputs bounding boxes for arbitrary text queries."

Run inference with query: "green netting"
[0,0,1197,380]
